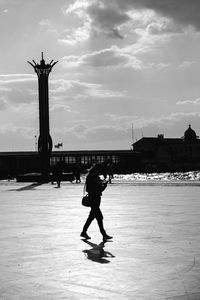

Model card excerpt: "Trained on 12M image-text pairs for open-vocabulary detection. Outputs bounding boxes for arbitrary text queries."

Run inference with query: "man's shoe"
[103,235,113,241]
[80,232,91,239]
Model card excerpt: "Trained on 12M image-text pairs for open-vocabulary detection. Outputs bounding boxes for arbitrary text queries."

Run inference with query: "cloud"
[60,0,91,44]
[146,18,180,35]
[178,61,196,69]
[55,123,128,143]
[61,8,171,69]
[61,1,181,71]
[51,111,200,149]
[0,97,7,110]
[50,103,71,113]
[54,112,200,144]
[111,28,124,39]
[84,125,128,142]
[110,0,200,31]
[0,74,35,84]
[58,23,90,45]
[5,89,36,105]
[63,0,131,40]
[63,0,200,46]
[150,112,200,125]
[0,73,124,113]
[64,0,172,41]
[0,74,37,108]
[50,78,124,100]
[61,46,143,69]
[105,113,136,123]
[87,2,130,38]
[65,0,91,15]
[105,112,200,130]
[177,98,200,105]
[39,18,58,35]
[61,25,169,68]
[0,123,35,139]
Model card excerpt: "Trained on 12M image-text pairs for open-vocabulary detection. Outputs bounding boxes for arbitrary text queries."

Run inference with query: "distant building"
[1,125,200,178]
[0,149,141,179]
[132,125,200,172]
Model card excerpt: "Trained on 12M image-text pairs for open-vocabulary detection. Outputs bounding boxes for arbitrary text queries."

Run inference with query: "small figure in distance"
[80,163,113,241]
[102,161,108,181]
[52,161,63,188]
[107,162,114,184]
[73,163,81,183]
[102,160,114,184]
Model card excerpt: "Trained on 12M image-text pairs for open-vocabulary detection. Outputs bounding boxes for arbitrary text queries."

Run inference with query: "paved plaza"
[0,180,200,299]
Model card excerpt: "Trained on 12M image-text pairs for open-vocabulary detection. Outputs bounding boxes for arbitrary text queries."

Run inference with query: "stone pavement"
[0,180,200,299]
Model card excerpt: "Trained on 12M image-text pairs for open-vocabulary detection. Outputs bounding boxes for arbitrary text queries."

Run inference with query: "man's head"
[89,163,102,175]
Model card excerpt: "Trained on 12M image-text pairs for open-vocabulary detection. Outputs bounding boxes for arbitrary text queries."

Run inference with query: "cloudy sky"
[0,0,199,151]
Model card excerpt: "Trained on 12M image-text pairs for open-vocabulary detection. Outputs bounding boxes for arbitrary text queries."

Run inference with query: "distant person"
[102,162,108,181]
[80,164,112,241]
[102,160,114,183]
[74,164,81,183]
[52,161,63,188]
[107,162,114,184]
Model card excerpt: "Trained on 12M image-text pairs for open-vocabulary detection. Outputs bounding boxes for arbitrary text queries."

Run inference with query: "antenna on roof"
[131,124,134,143]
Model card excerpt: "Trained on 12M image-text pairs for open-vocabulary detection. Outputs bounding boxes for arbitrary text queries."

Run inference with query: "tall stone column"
[28,53,58,180]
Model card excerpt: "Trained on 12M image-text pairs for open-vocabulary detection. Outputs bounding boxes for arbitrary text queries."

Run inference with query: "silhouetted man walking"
[80,164,112,241]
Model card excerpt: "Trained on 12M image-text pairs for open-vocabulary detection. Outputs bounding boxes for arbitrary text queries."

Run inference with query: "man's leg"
[82,216,93,233]
[97,218,106,236]
[96,209,113,240]
[81,211,95,239]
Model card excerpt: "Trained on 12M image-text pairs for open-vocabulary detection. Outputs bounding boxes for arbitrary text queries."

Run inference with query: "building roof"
[0,149,139,157]
[133,125,199,147]
[184,124,198,141]
[133,137,183,146]
[133,136,200,147]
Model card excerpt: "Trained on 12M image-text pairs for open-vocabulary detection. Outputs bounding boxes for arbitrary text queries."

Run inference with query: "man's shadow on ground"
[82,239,115,264]
[8,183,44,192]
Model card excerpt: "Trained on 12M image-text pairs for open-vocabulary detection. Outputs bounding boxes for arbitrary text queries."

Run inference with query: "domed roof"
[184,124,197,141]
